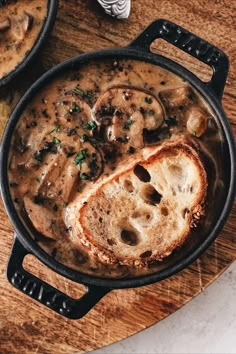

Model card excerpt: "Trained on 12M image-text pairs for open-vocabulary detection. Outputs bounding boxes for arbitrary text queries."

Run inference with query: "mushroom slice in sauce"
[159,86,195,111]
[24,195,59,240]
[92,87,164,149]
[55,95,93,131]
[36,152,79,201]
[73,141,103,182]
[186,106,209,137]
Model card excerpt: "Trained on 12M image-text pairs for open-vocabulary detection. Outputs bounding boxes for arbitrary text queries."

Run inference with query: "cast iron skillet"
[0,0,59,88]
[0,19,235,319]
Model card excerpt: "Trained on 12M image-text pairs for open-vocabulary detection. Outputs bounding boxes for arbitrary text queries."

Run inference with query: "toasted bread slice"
[74,140,207,267]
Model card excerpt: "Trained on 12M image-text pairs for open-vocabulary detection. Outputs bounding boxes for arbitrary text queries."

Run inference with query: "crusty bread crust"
[75,139,207,267]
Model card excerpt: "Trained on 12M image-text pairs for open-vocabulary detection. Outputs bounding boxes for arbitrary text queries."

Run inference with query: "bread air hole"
[134,164,151,182]
[141,184,162,205]
[140,250,152,258]
[132,209,153,222]
[124,179,134,193]
[121,229,139,246]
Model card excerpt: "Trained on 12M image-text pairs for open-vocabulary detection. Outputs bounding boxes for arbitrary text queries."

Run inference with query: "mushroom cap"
[92,87,164,148]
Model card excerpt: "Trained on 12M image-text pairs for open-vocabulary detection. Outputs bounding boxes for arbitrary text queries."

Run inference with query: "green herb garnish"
[124,119,134,130]
[80,134,89,142]
[52,137,61,145]
[73,87,84,96]
[34,151,43,162]
[73,149,88,166]
[80,172,90,180]
[85,90,93,99]
[84,121,98,131]
[50,125,61,134]
[70,102,81,113]
[144,96,153,104]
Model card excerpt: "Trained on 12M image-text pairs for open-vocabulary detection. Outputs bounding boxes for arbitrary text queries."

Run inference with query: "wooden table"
[0,1,235,353]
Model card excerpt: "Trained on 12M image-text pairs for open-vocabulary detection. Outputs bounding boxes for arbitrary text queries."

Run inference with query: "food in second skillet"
[0,0,47,79]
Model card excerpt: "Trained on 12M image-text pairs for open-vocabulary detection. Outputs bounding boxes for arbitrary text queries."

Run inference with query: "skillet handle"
[7,236,110,319]
[129,19,229,99]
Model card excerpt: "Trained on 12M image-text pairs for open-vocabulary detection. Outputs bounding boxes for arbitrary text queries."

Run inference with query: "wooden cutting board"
[0,1,235,353]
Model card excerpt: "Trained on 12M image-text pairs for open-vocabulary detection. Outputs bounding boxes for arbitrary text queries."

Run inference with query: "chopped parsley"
[84,121,98,131]
[124,119,134,130]
[70,102,81,113]
[73,86,93,99]
[80,172,90,180]
[52,137,61,145]
[144,96,153,104]
[85,90,93,99]
[34,150,43,162]
[73,149,88,167]
[63,202,68,208]
[80,134,89,142]
[73,87,84,96]
[50,125,61,134]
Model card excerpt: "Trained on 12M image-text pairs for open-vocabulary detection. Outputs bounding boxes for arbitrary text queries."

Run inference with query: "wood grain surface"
[0,1,235,353]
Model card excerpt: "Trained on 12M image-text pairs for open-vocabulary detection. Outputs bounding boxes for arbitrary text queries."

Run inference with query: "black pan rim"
[0,0,59,88]
[1,47,235,289]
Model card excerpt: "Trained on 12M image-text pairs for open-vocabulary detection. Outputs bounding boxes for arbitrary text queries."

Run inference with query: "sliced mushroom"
[11,12,34,42]
[186,106,208,137]
[93,87,164,149]
[22,12,34,32]
[55,95,92,129]
[24,195,59,240]
[0,17,10,32]
[159,86,195,111]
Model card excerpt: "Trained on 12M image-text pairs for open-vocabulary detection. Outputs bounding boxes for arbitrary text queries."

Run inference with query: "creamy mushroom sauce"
[8,59,225,278]
[0,0,47,79]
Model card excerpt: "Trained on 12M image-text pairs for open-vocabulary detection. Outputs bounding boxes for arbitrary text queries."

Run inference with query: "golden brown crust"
[77,140,208,267]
